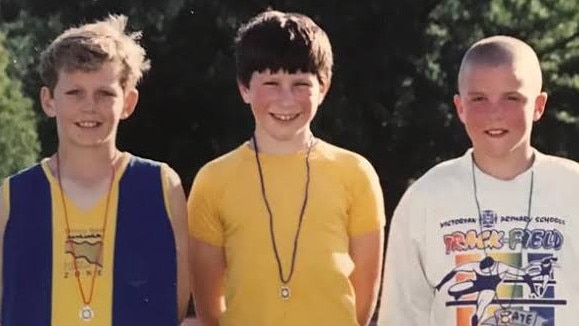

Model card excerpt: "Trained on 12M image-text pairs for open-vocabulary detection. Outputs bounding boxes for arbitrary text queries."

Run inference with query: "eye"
[263,81,279,86]
[506,95,520,102]
[294,81,312,87]
[99,89,117,97]
[64,89,82,96]
[470,96,485,102]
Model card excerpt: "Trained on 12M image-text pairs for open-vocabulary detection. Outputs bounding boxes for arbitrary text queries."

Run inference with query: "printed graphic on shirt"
[63,228,104,278]
[438,210,567,326]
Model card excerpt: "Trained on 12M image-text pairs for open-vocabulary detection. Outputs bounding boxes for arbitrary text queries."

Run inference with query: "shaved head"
[457,35,543,93]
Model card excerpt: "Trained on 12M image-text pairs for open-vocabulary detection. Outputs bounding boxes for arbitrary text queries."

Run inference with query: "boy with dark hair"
[189,10,385,326]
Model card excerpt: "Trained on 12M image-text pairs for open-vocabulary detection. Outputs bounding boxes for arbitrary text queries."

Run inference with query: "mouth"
[270,113,300,122]
[484,129,508,137]
[75,121,102,128]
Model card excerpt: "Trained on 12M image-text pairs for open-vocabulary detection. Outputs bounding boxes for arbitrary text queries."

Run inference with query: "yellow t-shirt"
[188,140,385,326]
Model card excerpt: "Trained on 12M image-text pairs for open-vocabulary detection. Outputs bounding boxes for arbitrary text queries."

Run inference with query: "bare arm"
[162,167,190,322]
[349,229,384,326]
[0,182,9,322]
[190,238,226,326]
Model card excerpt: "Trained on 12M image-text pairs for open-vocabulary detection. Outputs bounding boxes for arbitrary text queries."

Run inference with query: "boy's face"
[41,61,138,149]
[238,69,328,144]
[454,62,547,160]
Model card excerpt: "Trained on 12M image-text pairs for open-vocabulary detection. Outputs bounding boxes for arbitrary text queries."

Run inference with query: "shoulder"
[193,145,249,182]
[1,163,47,203]
[314,140,377,175]
[0,163,43,232]
[397,153,470,209]
[6,163,44,183]
[122,154,183,193]
[409,154,467,192]
[535,151,579,176]
[126,154,165,170]
[188,144,251,197]
[534,151,579,186]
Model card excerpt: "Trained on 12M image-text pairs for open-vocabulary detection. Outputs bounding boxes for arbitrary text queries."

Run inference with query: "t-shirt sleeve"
[377,184,433,326]
[347,158,386,236]
[187,165,224,247]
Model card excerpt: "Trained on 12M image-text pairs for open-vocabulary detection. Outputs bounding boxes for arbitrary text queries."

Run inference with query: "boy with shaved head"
[378,35,578,326]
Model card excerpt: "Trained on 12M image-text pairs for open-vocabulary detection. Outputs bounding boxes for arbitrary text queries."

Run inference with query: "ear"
[121,88,139,120]
[40,86,57,117]
[532,92,548,122]
[237,80,252,104]
[453,94,466,124]
[318,80,331,105]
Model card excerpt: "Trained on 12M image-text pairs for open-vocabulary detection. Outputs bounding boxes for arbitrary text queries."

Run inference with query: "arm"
[435,262,477,290]
[161,166,190,323]
[346,158,386,326]
[187,166,227,326]
[435,270,457,291]
[0,180,10,323]
[377,187,434,326]
[349,229,384,326]
[502,263,527,278]
[190,238,226,326]
[500,264,538,295]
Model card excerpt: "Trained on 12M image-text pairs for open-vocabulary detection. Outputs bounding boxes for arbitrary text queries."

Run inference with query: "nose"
[487,101,505,120]
[279,86,296,108]
[80,95,97,113]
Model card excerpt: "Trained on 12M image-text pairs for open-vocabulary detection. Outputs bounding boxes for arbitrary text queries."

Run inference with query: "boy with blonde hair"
[188,10,385,326]
[378,35,578,326]
[0,15,189,325]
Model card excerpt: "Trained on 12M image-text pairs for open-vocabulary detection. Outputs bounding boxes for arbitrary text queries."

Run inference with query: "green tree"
[0,32,39,179]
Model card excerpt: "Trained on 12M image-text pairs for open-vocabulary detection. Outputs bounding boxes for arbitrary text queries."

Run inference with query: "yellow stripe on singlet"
[41,155,129,326]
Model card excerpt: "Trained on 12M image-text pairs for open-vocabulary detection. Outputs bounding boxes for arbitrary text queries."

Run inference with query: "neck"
[51,146,121,185]
[472,148,535,180]
[252,130,314,154]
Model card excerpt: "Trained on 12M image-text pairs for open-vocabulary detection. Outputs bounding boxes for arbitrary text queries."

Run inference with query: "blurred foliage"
[0,32,39,179]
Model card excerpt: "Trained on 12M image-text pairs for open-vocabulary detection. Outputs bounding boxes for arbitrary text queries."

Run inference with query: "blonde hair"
[457,35,542,92]
[39,14,150,91]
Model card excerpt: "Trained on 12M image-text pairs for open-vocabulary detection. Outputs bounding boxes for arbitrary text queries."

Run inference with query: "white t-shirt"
[378,149,579,326]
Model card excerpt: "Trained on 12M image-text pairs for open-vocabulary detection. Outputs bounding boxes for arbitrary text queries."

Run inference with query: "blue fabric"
[2,164,53,326]
[2,157,178,326]
[113,157,178,326]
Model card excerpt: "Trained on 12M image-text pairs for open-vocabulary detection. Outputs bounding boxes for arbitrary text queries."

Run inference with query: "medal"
[280,285,291,300]
[57,153,116,322]
[79,305,94,322]
[253,136,315,301]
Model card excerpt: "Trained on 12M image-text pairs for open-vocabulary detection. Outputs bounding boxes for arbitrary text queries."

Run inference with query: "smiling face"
[41,61,138,151]
[238,69,328,153]
[454,61,547,162]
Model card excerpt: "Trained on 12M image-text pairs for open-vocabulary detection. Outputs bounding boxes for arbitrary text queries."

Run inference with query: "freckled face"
[238,69,328,145]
